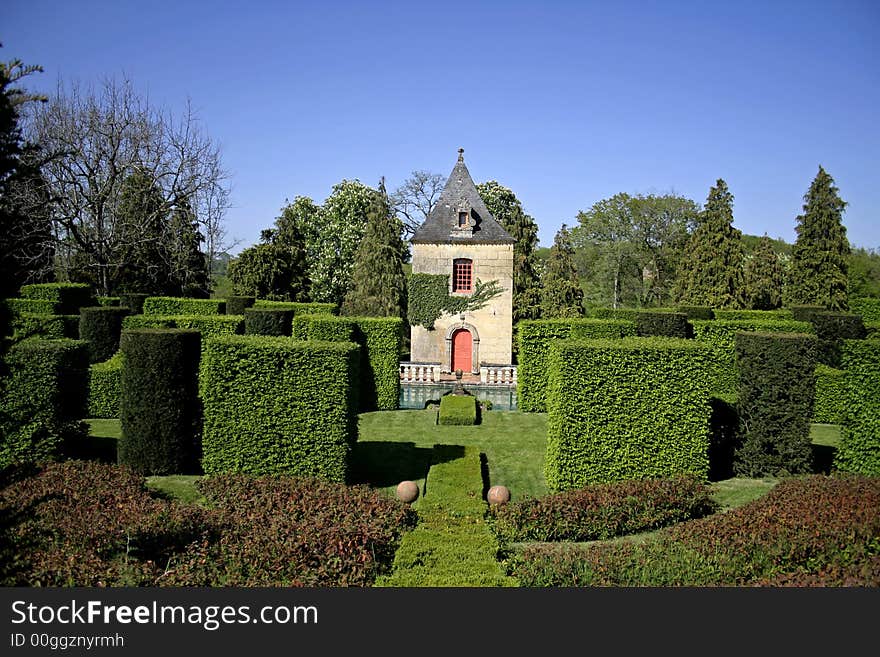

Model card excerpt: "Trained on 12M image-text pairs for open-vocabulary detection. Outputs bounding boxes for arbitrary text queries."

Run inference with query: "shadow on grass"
[349,441,434,488]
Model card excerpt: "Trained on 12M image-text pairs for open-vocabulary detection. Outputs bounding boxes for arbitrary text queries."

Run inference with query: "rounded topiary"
[79,306,129,363]
[396,480,419,503]
[487,485,511,505]
[118,328,201,475]
[244,308,294,336]
[226,295,256,316]
[119,293,149,315]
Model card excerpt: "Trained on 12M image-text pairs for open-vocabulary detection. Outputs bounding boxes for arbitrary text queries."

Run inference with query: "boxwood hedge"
[545,337,714,490]
[691,319,813,396]
[635,311,691,338]
[813,364,845,424]
[200,335,359,481]
[253,300,337,316]
[244,308,294,336]
[142,297,225,316]
[88,351,123,419]
[225,295,256,315]
[9,313,79,342]
[517,318,637,412]
[5,298,60,315]
[20,283,94,314]
[733,332,817,477]
[835,339,880,476]
[79,306,129,363]
[438,394,477,425]
[850,297,880,322]
[0,338,89,467]
[118,329,202,476]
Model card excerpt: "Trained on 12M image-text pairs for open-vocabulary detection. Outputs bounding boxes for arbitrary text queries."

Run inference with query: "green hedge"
[292,314,402,411]
[790,304,826,322]
[225,296,256,316]
[866,322,880,340]
[142,297,226,316]
[835,339,880,475]
[438,394,477,425]
[813,364,845,424]
[733,332,817,477]
[517,318,637,412]
[0,339,89,468]
[5,298,60,315]
[253,300,337,316]
[545,337,714,490]
[691,319,814,396]
[810,311,867,367]
[713,309,794,321]
[675,306,715,320]
[88,351,123,419]
[118,329,202,476]
[121,315,177,330]
[635,311,691,338]
[118,293,149,314]
[375,445,514,587]
[244,308,294,336]
[10,313,79,342]
[79,306,129,363]
[200,335,359,481]
[20,283,94,314]
[96,296,121,307]
[167,315,244,342]
[849,298,880,322]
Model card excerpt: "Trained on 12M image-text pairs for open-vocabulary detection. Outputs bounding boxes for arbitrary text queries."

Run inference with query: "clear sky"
[5,0,879,253]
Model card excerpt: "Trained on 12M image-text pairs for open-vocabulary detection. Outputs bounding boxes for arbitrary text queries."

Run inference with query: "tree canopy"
[541,224,584,318]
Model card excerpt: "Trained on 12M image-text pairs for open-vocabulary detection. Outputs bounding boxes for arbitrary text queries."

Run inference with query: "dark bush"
[835,339,880,476]
[119,329,202,476]
[225,295,255,315]
[675,306,714,320]
[490,475,717,543]
[244,308,294,336]
[20,283,95,314]
[734,331,817,477]
[118,293,149,314]
[635,311,692,338]
[79,306,129,364]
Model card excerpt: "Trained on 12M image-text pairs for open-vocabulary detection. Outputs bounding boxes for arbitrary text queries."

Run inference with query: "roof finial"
[457,147,464,162]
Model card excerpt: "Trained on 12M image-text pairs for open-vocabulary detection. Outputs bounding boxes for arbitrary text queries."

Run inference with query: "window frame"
[452,258,473,294]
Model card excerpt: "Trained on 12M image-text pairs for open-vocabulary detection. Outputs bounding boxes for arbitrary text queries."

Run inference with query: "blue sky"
[5,0,879,253]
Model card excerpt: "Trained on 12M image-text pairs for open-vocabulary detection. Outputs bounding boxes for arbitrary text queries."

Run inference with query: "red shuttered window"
[452,259,472,293]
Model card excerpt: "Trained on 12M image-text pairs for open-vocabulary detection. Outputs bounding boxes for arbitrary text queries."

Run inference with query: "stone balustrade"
[399,362,442,383]
[479,365,517,386]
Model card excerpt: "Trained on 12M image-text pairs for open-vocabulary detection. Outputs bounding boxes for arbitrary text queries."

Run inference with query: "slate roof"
[410,150,515,245]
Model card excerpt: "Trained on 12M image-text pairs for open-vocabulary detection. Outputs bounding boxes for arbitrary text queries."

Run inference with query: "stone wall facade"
[410,242,513,371]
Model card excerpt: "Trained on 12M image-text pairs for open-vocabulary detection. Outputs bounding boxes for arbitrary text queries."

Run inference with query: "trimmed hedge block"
[168,315,244,341]
[6,298,60,315]
[1,339,90,467]
[88,351,123,418]
[225,295,256,316]
[691,319,814,396]
[676,306,715,320]
[79,306,129,363]
[438,395,477,425]
[20,283,94,314]
[790,304,826,322]
[292,314,356,341]
[545,337,714,490]
[253,300,337,316]
[835,339,880,476]
[850,297,880,322]
[10,313,79,342]
[200,336,359,481]
[517,318,637,412]
[713,309,794,321]
[244,308,294,336]
[813,365,845,424]
[734,332,817,477]
[810,311,867,368]
[636,311,691,338]
[118,293,149,314]
[119,329,202,476]
[142,297,225,316]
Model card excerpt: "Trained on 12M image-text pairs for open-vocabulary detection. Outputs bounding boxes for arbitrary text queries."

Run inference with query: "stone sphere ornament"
[487,485,511,505]
[396,480,420,503]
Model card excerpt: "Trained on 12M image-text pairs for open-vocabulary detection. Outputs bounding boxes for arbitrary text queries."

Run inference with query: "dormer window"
[458,211,469,228]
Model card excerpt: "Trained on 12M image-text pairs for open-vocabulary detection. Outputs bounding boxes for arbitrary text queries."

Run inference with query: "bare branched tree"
[389,170,445,237]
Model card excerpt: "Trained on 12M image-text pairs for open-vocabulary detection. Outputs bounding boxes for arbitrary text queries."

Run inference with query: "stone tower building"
[410,150,514,373]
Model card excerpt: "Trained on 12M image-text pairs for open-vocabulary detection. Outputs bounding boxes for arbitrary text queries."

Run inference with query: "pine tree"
[675,178,745,308]
[166,201,210,297]
[785,166,849,310]
[340,181,407,318]
[541,224,584,318]
[113,170,169,294]
[743,234,785,310]
[477,181,542,321]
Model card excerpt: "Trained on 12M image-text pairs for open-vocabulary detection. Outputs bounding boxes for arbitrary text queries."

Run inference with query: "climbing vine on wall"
[407,274,503,330]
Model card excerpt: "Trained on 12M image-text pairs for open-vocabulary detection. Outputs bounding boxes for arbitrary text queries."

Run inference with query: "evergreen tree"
[166,201,210,297]
[675,179,745,308]
[229,222,309,302]
[113,170,170,294]
[477,181,542,320]
[541,224,584,318]
[341,180,407,318]
[784,166,849,310]
[743,234,785,310]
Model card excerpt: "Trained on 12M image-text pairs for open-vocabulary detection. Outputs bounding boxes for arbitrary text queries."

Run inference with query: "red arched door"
[451,329,472,373]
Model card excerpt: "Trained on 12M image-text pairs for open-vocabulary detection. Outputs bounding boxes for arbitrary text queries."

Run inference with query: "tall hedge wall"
[813,364,845,424]
[142,297,225,316]
[292,314,402,411]
[20,283,94,314]
[118,329,202,475]
[244,308,294,336]
[0,339,89,467]
[734,332,817,477]
[88,351,123,419]
[691,319,813,396]
[849,298,880,322]
[545,337,714,490]
[79,306,129,363]
[517,318,637,412]
[253,300,337,316]
[835,339,880,476]
[200,335,359,481]
[9,313,79,342]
